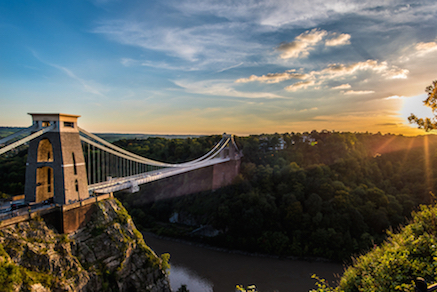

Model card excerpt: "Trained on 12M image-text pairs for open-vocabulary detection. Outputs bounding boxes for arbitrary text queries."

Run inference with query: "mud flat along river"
[144,234,345,292]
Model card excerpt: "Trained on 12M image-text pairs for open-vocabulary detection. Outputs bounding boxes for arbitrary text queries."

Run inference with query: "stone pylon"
[25,113,89,205]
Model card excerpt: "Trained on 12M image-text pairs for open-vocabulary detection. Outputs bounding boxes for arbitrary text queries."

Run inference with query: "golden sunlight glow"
[400,94,434,126]
[399,138,416,173]
[423,135,433,191]
[374,135,397,154]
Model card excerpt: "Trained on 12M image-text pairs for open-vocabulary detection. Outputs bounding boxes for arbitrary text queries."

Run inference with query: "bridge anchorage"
[0,113,241,231]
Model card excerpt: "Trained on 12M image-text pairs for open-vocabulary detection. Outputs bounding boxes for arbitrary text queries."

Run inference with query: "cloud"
[235,59,408,92]
[415,41,437,56]
[344,90,375,95]
[171,0,433,28]
[299,107,318,112]
[375,123,401,127]
[140,60,200,71]
[121,58,138,67]
[285,80,315,91]
[31,50,107,97]
[217,62,244,73]
[332,84,351,90]
[325,33,351,46]
[276,29,351,59]
[95,21,203,62]
[319,60,387,76]
[384,95,402,100]
[277,29,328,59]
[173,79,284,99]
[317,60,408,80]
[235,70,309,84]
[94,20,264,70]
[386,67,409,79]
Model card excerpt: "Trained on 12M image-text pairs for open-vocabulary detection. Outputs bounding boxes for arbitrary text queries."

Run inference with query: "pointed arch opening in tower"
[37,138,54,162]
[36,166,54,202]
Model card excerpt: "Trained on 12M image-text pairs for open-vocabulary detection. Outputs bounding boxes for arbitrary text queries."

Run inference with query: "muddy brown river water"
[144,234,345,292]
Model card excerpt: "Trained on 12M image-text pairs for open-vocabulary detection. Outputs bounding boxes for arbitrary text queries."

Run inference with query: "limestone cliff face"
[0,199,171,292]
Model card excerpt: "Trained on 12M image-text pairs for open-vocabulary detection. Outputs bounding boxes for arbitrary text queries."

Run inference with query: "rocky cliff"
[0,199,172,292]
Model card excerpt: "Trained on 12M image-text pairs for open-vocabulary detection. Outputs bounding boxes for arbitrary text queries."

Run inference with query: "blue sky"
[1,0,437,135]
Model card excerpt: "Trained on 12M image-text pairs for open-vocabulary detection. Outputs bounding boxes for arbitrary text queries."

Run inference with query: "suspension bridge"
[0,113,241,232]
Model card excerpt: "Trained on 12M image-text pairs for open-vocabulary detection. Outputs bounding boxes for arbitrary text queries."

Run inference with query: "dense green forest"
[0,149,26,198]
[113,135,222,163]
[0,128,28,198]
[117,131,437,261]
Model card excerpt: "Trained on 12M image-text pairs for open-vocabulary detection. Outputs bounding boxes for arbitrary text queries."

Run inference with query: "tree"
[408,80,437,131]
[177,284,190,292]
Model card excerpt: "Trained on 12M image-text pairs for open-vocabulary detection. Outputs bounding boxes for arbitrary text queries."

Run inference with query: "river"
[144,234,345,292]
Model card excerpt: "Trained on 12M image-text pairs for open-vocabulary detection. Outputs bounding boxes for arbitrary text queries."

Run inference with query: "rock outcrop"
[0,199,171,292]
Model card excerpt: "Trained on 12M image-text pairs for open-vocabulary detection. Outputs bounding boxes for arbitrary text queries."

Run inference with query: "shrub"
[338,204,437,292]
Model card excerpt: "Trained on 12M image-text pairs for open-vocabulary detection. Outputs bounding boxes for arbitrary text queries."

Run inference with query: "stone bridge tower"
[24,113,89,205]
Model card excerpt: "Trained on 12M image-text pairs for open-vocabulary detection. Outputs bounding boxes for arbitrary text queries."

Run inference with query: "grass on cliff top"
[312,203,437,292]
[0,243,56,291]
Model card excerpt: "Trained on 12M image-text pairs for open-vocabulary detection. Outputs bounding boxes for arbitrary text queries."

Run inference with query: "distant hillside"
[0,127,25,139]
[95,133,203,142]
[0,127,201,142]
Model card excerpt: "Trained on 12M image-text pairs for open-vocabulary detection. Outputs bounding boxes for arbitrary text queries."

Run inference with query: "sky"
[1,0,437,136]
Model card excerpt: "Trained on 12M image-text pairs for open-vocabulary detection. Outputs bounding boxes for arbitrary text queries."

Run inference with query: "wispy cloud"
[235,70,309,84]
[384,95,402,100]
[94,20,264,70]
[55,66,107,97]
[325,33,351,46]
[415,41,437,56]
[332,84,351,90]
[285,80,315,91]
[298,107,318,112]
[276,29,328,59]
[317,60,408,80]
[31,50,107,97]
[344,90,375,95]
[217,62,244,73]
[173,79,284,99]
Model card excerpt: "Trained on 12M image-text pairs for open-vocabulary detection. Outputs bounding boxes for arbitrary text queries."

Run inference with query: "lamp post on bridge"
[24,113,89,205]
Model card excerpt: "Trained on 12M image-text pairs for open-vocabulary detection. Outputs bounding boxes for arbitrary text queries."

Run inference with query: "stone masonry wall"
[120,159,240,206]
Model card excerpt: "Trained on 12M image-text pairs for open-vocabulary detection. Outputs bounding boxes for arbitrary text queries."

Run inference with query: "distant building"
[276,137,286,150]
[302,135,317,143]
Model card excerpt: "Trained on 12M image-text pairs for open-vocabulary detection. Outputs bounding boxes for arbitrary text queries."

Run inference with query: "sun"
[400,94,435,127]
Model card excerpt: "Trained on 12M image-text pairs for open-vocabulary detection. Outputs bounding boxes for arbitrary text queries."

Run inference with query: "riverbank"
[144,231,343,264]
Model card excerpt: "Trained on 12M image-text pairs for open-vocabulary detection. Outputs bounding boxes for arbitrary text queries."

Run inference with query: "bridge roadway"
[88,156,231,194]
